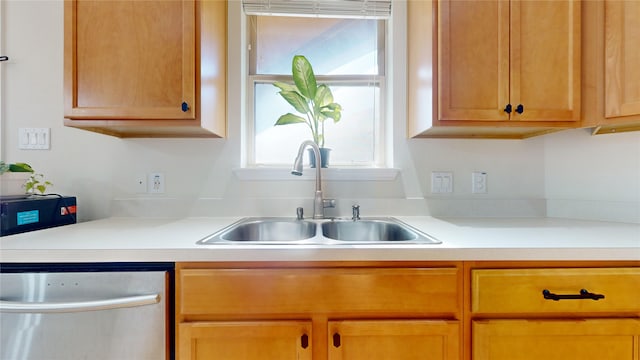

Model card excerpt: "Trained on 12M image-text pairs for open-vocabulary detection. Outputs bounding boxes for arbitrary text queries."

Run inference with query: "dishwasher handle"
[0,294,160,313]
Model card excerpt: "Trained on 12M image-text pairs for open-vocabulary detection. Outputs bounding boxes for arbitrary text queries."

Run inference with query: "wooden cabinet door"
[438,0,579,122]
[178,321,312,360]
[510,0,581,121]
[605,0,640,118]
[438,0,510,121]
[473,319,640,360]
[64,0,195,120]
[328,320,460,360]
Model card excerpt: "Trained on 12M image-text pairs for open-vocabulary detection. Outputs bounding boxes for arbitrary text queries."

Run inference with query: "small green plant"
[273,55,342,148]
[0,161,34,174]
[24,173,53,195]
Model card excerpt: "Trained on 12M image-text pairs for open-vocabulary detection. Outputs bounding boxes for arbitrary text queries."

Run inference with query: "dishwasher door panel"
[0,271,167,360]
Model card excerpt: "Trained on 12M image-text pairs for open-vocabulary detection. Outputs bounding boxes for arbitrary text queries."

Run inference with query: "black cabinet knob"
[515,104,524,114]
[504,104,512,114]
[333,333,341,347]
[181,102,189,112]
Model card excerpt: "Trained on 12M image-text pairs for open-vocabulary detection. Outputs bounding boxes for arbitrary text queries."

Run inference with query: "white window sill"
[233,167,400,181]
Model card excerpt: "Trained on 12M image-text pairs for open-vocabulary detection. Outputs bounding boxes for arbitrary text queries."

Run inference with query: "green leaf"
[9,163,34,172]
[278,90,310,115]
[0,162,9,174]
[275,113,307,126]
[292,55,317,100]
[273,82,298,93]
[314,85,333,108]
[320,109,341,123]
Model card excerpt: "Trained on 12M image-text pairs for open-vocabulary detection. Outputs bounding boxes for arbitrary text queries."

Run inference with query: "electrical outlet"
[431,172,453,193]
[472,171,488,194]
[148,173,165,194]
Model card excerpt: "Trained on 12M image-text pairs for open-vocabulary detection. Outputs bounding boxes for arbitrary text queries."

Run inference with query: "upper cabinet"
[408,0,581,139]
[63,0,226,138]
[582,0,640,135]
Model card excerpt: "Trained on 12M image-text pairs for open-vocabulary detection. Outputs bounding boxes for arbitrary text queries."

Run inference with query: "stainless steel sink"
[197,217,440,245]
[321,218,441,244]
[197,218,317,244]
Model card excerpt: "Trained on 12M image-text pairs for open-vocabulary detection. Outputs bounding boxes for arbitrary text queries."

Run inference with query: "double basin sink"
[197,217,441,245]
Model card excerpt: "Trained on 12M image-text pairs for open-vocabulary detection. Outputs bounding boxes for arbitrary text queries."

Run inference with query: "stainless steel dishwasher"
[0,263,173,360]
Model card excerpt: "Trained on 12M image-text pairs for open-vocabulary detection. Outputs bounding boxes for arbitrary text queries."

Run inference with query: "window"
[245,3,389,167]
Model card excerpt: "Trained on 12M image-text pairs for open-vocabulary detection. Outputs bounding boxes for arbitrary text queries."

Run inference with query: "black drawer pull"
[301,334,309,349]
[542,289,605,301]
[0,56,8,61]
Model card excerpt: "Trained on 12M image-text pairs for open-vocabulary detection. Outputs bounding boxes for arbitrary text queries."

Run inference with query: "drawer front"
[179,267,460,316]
[472,267,640,314]
[473,319,640,360]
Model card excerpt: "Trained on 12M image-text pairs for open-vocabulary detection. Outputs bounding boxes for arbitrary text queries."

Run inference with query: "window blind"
[242,0,392,19]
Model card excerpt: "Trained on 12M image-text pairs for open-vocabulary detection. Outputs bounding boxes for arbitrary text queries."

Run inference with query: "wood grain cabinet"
[408,0,581,139]
[63,0,226,138]
[176,263,462,360]
[470,266,640,360]
[582,0,640,135]
[328,320,459,360]
[179,321,312,359]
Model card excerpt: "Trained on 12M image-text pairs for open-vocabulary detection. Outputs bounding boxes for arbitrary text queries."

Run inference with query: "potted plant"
[273,55,342,168]
[24,173,53,195]
[0,161,53,198]
[0,161,34,198]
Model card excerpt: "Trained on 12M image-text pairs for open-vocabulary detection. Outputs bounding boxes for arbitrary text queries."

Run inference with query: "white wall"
[544,129,640,223]
[2,1,638,223]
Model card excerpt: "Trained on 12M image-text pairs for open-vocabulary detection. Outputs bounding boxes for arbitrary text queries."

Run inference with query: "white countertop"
[1,216,639,262]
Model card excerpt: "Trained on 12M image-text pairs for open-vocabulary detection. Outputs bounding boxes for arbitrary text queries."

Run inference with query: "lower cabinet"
[328,320,459,360]
[175,263,462,360]
[179,321,312,360]
[176,262,639,360]
[179,319,460,360]
[469,265,640,360]
[473,319,640,360]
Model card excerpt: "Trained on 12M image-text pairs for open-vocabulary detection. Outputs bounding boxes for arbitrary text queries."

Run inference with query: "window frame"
[245,15,389,168]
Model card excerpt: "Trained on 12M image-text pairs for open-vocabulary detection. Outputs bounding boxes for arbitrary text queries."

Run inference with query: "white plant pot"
[0,172,31,199]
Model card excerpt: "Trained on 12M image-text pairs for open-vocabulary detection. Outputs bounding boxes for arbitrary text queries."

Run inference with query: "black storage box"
[1,196,77,236]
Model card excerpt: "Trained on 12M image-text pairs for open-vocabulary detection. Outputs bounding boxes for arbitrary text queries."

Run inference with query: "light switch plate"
[19,128,50,150]
[431,172,453,193]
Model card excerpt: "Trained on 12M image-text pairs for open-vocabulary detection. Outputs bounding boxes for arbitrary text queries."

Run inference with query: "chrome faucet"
[291,140,334,219]
[352,205,360,221]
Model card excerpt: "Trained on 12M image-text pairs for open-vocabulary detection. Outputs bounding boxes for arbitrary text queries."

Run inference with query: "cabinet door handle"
[0,56,8,61]
[542,289,605,301]
[301,334,309,349]
[181,102,189,112]
[515,104,524,114]
[0,294,160,313]
[504,104,512,114]
[332,333,341,347]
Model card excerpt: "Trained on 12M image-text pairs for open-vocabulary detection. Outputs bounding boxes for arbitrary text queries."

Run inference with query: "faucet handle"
[296,207,304,220]
[323,199,336,209]
[352,205,360,221]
